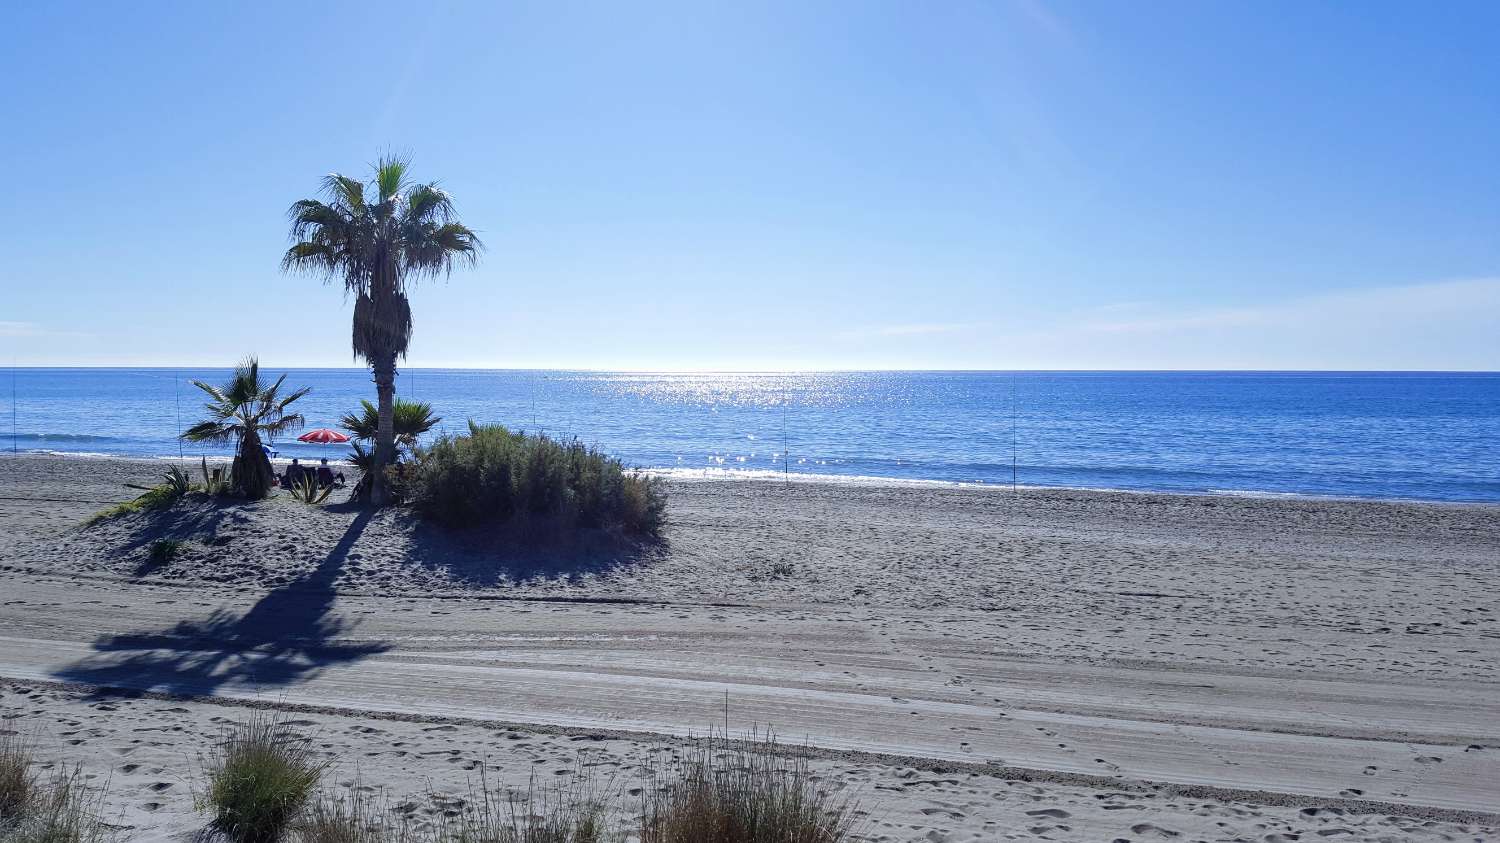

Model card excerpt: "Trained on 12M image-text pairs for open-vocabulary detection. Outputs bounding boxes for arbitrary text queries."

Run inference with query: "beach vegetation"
[409,423,665,536]
[289,474,335,505]
[340,398,441,503]
[147,538,185,565]
[85,479,190,525]
[282,156,482,508]
[339,398,441,454]
[0,732,33,822]
[181,357,309,500]
[292,787,388,843]
[0,736,115,843]
[428,769,605,843]
[295,768,606,843]
[200,457,234,496]
[126,464,194,498]
[203,715,326,843]
[639,733,857,843]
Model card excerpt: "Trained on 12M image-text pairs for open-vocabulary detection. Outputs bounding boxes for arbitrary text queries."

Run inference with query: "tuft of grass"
[429,767,606,843]
[293,788,389,843]
[640,733,857,843]
[0,732,35,823]
[85,481,189,526]
[296,769,608,843]
[411,423,666,537]
[4,764,116,843]
[146,539,185,565]
[0,736,116,843]
[203,715,327,843]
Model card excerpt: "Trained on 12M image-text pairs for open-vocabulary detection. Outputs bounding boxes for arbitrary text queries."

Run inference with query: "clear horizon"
[3,2,1498,370]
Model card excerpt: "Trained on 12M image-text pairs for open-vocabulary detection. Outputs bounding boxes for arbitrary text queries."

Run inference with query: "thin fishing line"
[175,369,184,461]
[10,360,17,455]
[782,376,790,485]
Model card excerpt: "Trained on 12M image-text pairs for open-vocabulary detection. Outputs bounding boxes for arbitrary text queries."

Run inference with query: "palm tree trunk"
[235,429,275,499]
[370,350,398,506]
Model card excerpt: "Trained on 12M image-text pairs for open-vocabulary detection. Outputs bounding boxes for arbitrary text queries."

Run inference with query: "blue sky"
[2,1,1497,370]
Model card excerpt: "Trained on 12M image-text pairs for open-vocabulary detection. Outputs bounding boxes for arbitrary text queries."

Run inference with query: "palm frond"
[403,183,454,226]
[321,173,367,213]
[374,155,409,204]
[260,413,305,439]
[339,399,380,440]
[190,379,229,407]
[277,385,311,411]
[181,419,239,444]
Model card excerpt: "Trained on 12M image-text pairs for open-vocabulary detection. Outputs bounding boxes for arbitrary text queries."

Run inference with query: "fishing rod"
[782,377,790,485]
[175,370,184,461]
[10,360,16,455]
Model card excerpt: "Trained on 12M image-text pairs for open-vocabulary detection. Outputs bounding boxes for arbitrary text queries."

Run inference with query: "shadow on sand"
[394,511,667,588]
[55,510,389,698]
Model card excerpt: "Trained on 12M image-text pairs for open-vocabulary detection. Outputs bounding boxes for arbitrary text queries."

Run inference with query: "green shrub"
[411,423,665,536]
[201,457,234,496]
[203,715,326,843]
[289,475,333,505]
[640,734,857,843]
[147,539,185,565]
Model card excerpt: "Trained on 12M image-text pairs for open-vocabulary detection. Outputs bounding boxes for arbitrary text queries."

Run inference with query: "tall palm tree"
[181,357,309,499]
[280,156,482,505]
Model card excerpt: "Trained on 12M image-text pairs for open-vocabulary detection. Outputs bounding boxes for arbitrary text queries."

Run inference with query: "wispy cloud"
[0,321,50,338]
[1072,278,1500,337]
[838,322,980,341]
[1000,278,1500,370]
[0,321,91,339]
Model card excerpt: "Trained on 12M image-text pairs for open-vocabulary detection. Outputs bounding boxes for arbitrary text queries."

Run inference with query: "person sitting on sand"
[315,458,345,488]
[283,458,304,488]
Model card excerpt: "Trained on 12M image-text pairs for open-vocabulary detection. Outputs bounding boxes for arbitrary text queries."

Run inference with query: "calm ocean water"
[2,369,1497,503]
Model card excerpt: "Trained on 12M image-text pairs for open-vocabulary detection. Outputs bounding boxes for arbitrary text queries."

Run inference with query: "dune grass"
[146,538,185,565]
[203,715,327,843]
[83,482,188,526]
[294,767,606,843]
[0,733,34,823]
[640,733,857,843]
[411,423,665,537]
[0,734,116,843]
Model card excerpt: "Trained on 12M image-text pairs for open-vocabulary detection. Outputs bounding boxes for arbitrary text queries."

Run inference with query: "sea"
[2,369,1497,503]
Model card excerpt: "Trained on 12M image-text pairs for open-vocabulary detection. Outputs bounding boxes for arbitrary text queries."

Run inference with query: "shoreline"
[6,448,1499,510]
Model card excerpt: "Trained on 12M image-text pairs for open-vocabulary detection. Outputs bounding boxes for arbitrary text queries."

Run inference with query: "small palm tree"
[339,398,441,454]
[339,399,439,503]
[181,358,309,499]
[281,156,482,506]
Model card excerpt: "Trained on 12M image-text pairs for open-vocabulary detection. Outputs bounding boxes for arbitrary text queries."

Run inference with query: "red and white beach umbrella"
[297,428,351,444]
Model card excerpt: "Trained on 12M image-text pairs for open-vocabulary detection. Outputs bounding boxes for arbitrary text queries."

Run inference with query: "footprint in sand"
[1026,808,1070,819]
[1413,755,1443,764]
[1129,823,1181,838]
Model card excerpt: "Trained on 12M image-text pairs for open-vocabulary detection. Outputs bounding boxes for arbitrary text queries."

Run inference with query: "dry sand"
[0,454,1496,841]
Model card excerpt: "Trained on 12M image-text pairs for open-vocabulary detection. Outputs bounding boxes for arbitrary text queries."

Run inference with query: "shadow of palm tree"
[396,511,667,588]
[55,510,388,697]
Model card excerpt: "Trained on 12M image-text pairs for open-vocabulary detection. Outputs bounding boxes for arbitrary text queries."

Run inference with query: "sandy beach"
[1,453,1497,840]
